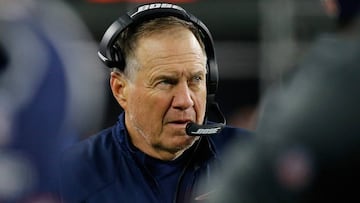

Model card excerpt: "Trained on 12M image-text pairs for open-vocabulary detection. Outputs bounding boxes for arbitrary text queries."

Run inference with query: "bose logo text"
[191,127,221,135]
[130,3,185,17]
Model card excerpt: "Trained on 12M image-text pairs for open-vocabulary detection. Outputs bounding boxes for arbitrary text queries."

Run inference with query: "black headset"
[98,3,225,136]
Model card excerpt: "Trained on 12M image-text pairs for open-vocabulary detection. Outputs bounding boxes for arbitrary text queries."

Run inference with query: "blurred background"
[0,0,334,202]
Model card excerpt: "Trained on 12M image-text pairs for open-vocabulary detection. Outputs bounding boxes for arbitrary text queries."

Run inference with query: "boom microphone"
[186,102,226,136]
[186,122,224,136]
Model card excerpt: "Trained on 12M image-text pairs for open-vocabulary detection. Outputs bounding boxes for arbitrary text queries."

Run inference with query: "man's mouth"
[168,119,193,126]
[172,120,190,124]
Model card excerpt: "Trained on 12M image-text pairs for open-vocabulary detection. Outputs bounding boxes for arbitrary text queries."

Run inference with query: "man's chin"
[172,135,199,149]
[155,136,199,160]
[161,128,199,148]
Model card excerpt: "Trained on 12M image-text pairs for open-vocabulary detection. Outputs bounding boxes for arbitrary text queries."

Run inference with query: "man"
[58,3,250,203]
[207,1,360,202]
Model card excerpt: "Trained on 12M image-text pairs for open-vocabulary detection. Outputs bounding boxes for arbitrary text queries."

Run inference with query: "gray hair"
[113,16,206,80]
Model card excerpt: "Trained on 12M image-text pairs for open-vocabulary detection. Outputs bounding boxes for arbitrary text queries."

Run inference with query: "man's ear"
[110,71,128,109]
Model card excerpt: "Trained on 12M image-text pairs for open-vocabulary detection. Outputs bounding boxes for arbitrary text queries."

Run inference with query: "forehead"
[135,26,207,72]
[132,19,205,55]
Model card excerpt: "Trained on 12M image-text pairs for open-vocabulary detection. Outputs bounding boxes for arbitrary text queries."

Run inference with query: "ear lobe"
[110,71,128,109]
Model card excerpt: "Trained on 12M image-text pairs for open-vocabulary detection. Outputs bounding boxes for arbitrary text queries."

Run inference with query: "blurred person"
[322,0,360,35]
[58,3,252,203]
[204,0,360,202]
[208,38,360,203]
[0,0,107,202]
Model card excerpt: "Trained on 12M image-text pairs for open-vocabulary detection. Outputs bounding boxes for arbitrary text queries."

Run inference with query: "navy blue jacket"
[59,113,251,203]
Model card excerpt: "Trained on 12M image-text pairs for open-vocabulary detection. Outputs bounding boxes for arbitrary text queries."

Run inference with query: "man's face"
[119,27,207,160]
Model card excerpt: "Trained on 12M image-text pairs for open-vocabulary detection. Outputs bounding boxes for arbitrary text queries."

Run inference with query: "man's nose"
[172,82,194,110]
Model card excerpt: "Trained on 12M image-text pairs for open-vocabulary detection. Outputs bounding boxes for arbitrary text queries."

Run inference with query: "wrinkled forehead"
[135,28,207,68]
[129,16,206,54]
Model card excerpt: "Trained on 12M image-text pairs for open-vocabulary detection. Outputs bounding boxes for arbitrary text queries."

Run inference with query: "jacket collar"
[112,112,219,164]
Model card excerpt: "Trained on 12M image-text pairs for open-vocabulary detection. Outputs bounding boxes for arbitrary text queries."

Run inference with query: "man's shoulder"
[59,126,121,201]
[221,125,253,136]
[217,125,253,141]
[209,125,253,152]
[62,127,115,161]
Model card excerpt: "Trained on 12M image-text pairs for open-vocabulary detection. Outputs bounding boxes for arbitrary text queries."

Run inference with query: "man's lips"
[167,119,193,125]
[165,119,196,136]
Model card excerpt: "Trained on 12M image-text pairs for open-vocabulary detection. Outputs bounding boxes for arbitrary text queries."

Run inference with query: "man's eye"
[191,75,204,83]
[156,78,177,87]
[161,79,176,85]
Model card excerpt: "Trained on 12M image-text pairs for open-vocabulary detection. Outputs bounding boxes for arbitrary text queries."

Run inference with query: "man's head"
[99,4,217,160]
[322,0,360,30]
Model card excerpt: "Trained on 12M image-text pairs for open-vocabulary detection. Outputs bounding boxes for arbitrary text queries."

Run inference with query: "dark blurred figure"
[322,0,360,33]
[204,0,360,202]
[0,43,8,73]
[0,0,107,202]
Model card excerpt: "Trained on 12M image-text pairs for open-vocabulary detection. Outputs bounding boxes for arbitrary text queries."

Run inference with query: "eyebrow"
[193,70,207,76]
